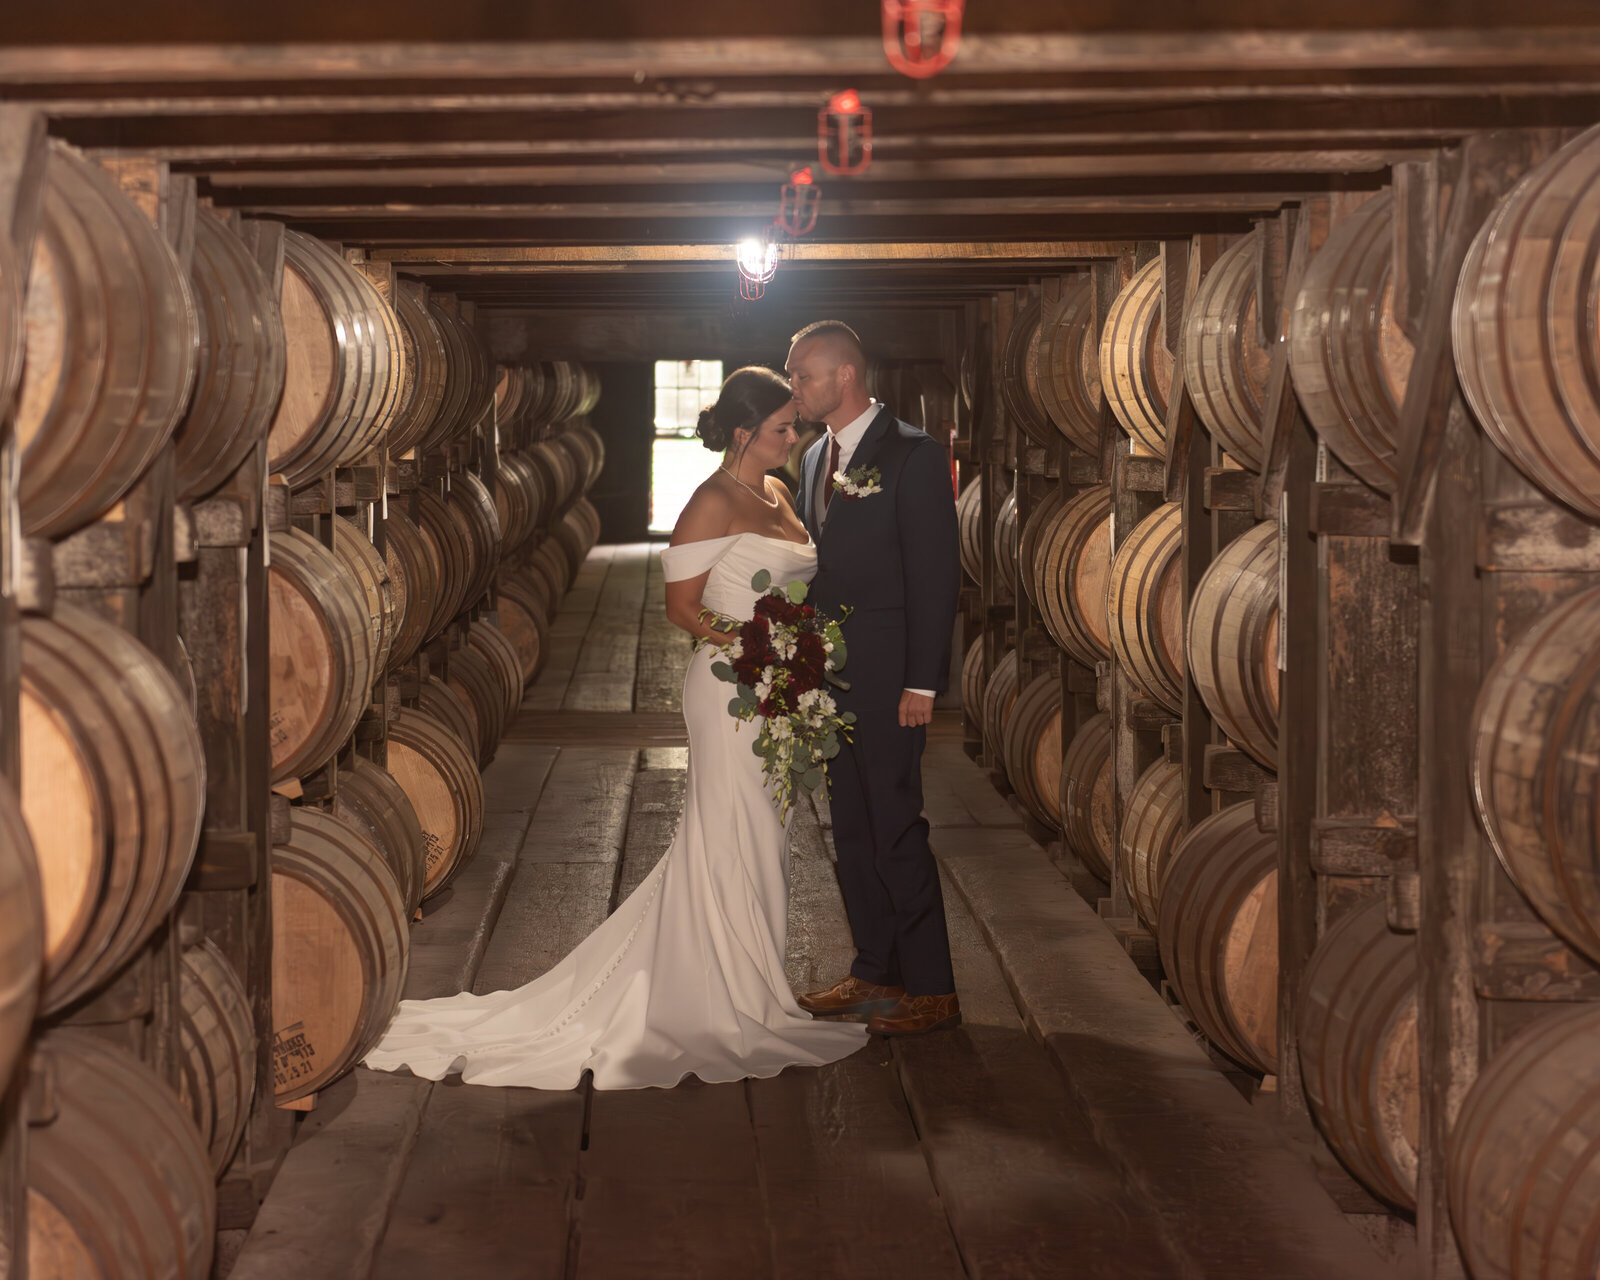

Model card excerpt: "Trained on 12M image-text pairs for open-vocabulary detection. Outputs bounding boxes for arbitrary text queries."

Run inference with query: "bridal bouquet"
[702,571,855,822]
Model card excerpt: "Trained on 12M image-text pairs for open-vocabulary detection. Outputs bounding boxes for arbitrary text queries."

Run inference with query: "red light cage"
[818,91,872,176]
[882,0,964,79]
[777,167,822,236]
[738,274,767,301]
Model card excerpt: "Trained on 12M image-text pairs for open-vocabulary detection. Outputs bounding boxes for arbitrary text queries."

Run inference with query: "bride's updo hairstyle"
[695,366,793,454]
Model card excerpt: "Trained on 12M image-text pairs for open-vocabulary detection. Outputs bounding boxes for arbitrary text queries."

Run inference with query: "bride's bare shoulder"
[669,478,736,547]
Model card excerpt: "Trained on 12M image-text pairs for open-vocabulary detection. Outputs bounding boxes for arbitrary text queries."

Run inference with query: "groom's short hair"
[790,320,866,374]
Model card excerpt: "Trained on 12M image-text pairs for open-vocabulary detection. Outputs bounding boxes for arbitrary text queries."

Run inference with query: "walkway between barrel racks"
[227,544,1395,1280]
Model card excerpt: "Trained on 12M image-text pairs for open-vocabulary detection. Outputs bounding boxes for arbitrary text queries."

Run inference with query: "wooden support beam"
[7,29,1600,85]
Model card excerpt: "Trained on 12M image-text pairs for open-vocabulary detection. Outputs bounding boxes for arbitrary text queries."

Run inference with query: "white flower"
[831,465,884,499]
[726,639,743,660]
[816,693,837,716]
[754,679,772,700]
[775,638,797,661]
[770,718,793,741]
[823,641,834,654]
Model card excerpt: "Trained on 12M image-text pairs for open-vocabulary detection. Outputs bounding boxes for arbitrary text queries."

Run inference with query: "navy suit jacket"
[798,406,960,702]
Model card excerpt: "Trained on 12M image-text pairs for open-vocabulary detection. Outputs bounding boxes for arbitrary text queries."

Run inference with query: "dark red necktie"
[822,436,841,510]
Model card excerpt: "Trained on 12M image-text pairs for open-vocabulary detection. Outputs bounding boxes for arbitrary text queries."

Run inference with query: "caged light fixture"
[882,0,964,78]
[735,234,780,300]
[818,90,872,176]
[776,166,822,237]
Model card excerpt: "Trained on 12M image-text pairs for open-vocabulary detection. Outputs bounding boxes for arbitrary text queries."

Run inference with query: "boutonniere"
[832,464,883,500]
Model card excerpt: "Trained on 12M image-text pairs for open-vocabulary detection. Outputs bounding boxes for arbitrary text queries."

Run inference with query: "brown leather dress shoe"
[796,975,906,1017]
[866,993,962,1037]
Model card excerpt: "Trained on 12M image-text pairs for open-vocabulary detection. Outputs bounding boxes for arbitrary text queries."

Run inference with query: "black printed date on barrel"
[273,1022,318,1088]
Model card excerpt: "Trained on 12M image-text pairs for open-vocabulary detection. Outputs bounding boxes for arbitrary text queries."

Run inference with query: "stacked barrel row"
[959,248,1285,1089]
[8,142,244,1278]
[0,140,612,1277]
[1429,119,1600,1280]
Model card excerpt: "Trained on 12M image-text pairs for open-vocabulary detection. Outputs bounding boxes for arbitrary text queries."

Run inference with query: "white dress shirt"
[817,400,935,700]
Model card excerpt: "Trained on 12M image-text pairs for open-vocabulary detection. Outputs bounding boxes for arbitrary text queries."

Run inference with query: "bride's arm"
[664,486,739,642]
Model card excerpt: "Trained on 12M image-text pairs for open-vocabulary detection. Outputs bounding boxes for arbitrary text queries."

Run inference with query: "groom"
[787,321,962,1036]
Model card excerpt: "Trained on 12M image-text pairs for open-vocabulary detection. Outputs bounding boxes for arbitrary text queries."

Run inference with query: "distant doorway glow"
[649,359,724,535]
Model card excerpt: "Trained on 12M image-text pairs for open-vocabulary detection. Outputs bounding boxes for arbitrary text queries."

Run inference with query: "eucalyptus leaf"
[802,767,823,791]
[709,661,735,682]
[841,711,857,725]
[750,569,772,592]
[736,683,758,704]
[752,739,767,757]
[790,756,808,773]
[728,697,748,716]
[787,580,808,603]
[823,737,840,759]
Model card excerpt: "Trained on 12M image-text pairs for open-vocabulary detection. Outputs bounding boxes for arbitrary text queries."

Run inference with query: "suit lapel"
[799,433,827,543]
[819,406,893,550]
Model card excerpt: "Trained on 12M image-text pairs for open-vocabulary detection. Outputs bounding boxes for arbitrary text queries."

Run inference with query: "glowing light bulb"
[735,237,779,283]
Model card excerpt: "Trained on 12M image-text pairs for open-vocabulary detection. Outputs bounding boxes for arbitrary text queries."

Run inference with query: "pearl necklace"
[720,465,778,508]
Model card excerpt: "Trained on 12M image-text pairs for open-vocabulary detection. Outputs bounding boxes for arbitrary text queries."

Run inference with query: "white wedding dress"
[363,532,869,1089]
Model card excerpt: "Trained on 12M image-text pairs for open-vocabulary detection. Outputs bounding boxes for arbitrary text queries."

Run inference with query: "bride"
[363,367,870,1089]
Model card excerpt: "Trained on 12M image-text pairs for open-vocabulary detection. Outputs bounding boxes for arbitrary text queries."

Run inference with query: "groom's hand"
[898,690,934,728]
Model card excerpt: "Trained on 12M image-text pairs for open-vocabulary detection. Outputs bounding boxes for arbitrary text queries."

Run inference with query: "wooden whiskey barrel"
[470,620,525,726]
[1002,673,1064,827]
[1455,123,1600,519]
[1449,1003,1600,1279]
[1185,231,1272,471]
[0,785,41,1099]
[420,675,479,758]
[1186,521,1280,770]
[1298,896,1419,1211]
[18,141,198,539]
[268,528,373,783]
[28,1029,215,1280]
[1118,759,1183,928]
[496,453,545,554]
[387,707,485,901]
[993,491,1020,595]
[494,570,551,685]
[174,209,286,500]
[552,506,595,582]
[386,280,449,456]
[961,635,986,727]
[450,471,505,615]
[1100,257,1172,456]
[530,539,573,609]
[529,438,580,516]
[956,478,984,585]
[331,516,396,677]
[1059,712,1114,882]
[1038,275,1104,453]
[417,296,491,452]
[556,426,606,495]
[21,604,205,1015]
[416,489,472,637]
[382,503,433,672]
[1158,803,1279,1075]
[568,496,602,553]
[1033,483,1114,667]
[447,644,510,767]
[1017,488,1066,615]
[1001,295,1055,448]
[176,939,256,1178]
[1289,191,1413,493]
[1472,583,1600,963]
[333,755,428,919]
[982,649,1021,768]
[272,807,408,1102]
[1107,502,1185,714]
[265,230,400,485]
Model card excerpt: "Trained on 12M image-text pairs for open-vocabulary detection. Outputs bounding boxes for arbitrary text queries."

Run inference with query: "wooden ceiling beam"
[6,30,1600,87]
[201,150,1415,189]
[32,79,1600,121]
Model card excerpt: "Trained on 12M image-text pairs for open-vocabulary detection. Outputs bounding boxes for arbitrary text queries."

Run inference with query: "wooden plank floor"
[233,543,1395,1280]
